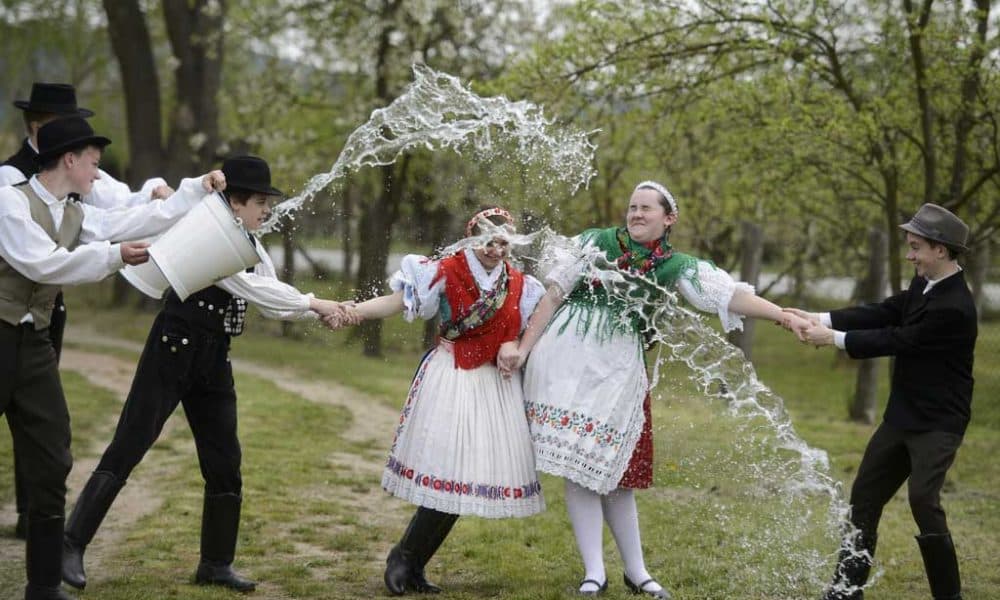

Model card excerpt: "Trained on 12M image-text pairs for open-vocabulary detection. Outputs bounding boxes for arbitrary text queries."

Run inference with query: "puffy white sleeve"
[518,274,546,330]
[676,260,755,333]
[213,244,315,321]
[540,234,591,294]
[388,254,444,322]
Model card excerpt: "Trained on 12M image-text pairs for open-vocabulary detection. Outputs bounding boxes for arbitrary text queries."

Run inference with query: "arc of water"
[260,63,597,234]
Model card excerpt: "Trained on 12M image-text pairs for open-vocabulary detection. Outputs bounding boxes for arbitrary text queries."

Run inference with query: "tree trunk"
[342,184,356,279]
[355,164,401,357]
[162,0,226,181]
[850,227,888,424]
[967,238,990,321]
[280,228,296,337]
[728,220,763,359]
[102,0,164,186]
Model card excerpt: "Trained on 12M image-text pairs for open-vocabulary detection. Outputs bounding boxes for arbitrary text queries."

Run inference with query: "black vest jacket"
[2,138,38,182]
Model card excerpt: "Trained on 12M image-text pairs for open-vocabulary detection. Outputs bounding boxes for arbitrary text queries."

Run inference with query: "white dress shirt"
[0,138,167,208]
[215,242,316,320]
[0,175,205,288]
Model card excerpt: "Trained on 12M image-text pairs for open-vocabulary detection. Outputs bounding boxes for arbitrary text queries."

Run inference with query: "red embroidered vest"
[435,252,524,370]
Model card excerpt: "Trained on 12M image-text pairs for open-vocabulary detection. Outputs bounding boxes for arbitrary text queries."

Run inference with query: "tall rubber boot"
[194,493,256,592]
[407,508,458,594]
[916,533,962,600]
[25,515,75,599]
[821,531,876,600]
[62,471,124,590]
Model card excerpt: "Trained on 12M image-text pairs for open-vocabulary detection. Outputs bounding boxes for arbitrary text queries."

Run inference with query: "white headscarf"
[634,180,678,215]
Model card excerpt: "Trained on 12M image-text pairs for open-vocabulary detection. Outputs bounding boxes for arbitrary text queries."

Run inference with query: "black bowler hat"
[221,155,284,196]
[899,203,969,253]
[36,116,111,163]
[13,82,94,117]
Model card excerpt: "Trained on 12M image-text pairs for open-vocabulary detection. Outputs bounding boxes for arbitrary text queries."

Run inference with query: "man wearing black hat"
[0,115,225,600]
[787,203,976,600]
[60,154,352,594]
[2,83,174,540]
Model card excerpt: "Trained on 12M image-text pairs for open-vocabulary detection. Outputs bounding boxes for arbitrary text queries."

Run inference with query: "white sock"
[601,487,663,593]
[564,479,606,591]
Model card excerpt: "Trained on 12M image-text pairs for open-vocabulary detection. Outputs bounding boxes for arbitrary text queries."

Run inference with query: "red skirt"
[618,391,653,489]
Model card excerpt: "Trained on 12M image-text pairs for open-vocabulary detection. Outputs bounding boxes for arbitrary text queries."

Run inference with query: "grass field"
[0,284,997,599]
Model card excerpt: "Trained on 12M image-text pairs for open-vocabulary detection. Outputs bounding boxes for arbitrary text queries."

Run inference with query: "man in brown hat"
[786,203,976,600]
[0,115,225,600]
[2,82,175,540]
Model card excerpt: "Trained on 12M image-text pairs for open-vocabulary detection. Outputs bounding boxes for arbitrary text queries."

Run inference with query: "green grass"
[1,295,998,599]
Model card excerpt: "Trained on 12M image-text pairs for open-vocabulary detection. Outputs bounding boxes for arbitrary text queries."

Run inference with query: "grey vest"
[0,183,84,329]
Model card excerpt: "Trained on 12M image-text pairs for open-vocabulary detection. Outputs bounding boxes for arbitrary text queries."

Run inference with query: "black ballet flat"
[624,574,672,599]
[578,578,608,597]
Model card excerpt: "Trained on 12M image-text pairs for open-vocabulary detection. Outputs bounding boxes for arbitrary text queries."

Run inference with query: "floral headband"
[635,180,678,215]
[465,207,514,237]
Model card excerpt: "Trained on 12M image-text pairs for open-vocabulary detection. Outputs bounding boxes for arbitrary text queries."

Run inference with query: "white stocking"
[564,479,606,591]
[601,487,663,593]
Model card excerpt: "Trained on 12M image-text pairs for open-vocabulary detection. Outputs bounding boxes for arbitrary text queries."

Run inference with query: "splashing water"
[444,223,878,598]
[260,63,597,234]
[276,62,872,597]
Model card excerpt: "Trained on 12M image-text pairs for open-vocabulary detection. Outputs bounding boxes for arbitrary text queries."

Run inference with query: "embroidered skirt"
[382,341,545,518]
[523,308,649,494]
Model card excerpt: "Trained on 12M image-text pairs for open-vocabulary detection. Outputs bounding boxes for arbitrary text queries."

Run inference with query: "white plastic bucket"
[120,193,261,301]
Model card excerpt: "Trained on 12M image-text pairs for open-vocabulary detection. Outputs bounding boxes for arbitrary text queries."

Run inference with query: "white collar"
[924,266,962,294]
[463,247,503,289]
[27,138,39,153]
[29,175,68,206]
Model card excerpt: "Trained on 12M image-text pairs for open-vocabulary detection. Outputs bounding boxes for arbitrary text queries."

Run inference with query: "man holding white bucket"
[62,155,354,593]
[0,115,226,600]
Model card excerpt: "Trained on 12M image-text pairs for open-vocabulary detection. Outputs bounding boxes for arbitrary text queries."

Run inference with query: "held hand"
[782,307,821,326]
[120,241,151,265]
[150,184,174,200]
[201,170,226,192]
[803,324,835,347]
[778,313,811,342]
[496,342,524,379]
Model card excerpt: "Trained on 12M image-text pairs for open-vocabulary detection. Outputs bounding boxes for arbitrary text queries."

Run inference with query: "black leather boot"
[25,515,76,600]
[385,544,415,596]
[407,508,458,594]
[384,507,458,595]
[62,471,125,590]
[916,533,962,600]
[194,493,256,592]
[820,531,876,600]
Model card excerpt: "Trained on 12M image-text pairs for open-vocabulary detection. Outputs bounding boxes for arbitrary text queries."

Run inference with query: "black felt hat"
[13,82,94,117]
[36,116,111,162]
[221,155,284,196]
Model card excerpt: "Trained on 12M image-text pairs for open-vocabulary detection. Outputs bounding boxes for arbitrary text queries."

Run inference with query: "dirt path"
[1,327,400,598]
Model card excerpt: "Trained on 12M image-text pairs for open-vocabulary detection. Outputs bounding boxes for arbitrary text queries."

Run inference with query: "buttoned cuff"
[820,312,832,327]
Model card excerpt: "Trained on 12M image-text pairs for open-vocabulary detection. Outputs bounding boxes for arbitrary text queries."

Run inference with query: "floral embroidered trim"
[524,400,628,451]
[385,456,543,500]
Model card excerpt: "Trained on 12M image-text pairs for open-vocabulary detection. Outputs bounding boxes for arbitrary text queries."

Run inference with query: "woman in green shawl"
[500,181,808,598]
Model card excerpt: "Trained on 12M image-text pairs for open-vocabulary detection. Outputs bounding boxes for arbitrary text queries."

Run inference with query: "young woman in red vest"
[344,207,546,595]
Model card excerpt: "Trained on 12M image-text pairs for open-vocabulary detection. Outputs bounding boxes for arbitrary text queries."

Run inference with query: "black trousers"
[95,312,242,495]
[0,322,72,518]
[848,422,963,537]
[11,294,65,518]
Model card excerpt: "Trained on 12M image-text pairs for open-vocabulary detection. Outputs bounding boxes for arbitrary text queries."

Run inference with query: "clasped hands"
[496,341,525,379]
[779,308,835,347]
[311,299,363,330]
